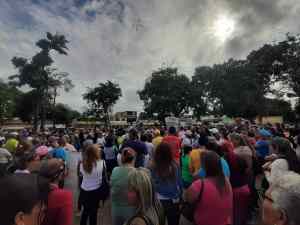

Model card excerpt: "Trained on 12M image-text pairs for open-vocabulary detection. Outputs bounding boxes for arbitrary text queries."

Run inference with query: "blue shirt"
[151,164,182,199]
[49,147,67,162]
[255,140,269,158]
[198,158,230,178]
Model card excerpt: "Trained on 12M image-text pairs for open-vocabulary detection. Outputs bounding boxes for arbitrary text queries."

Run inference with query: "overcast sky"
[0,0,300,112]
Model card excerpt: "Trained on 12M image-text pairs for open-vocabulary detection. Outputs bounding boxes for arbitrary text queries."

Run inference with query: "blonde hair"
[128,168,162,225]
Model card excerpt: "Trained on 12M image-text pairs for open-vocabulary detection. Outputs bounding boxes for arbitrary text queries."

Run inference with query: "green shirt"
[111,166,135,207]
[181,155,193,183]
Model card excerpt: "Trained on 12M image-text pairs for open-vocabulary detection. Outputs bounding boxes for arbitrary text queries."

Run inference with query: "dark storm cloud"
[223,0,299,58]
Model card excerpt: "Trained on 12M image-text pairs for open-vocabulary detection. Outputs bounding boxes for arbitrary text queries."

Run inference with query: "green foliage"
[263,98,295,122]
[0,80,21,123]
[9,32,72,130]
[138,68,191,121]
[14,90,39,123]
[192,59,266,118]
[48,103,80,126]
[83,80,122,126]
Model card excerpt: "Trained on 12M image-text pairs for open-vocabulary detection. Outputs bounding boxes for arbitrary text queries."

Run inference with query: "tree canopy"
[138,68,191,122]
[138,34,300,121]
[48,103,81,126]
[83,80,122,126]
[0,80,21,124]
[9,32,72,130]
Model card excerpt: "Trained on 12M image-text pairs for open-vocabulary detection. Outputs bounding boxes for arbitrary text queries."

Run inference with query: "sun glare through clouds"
[212,15,235,42]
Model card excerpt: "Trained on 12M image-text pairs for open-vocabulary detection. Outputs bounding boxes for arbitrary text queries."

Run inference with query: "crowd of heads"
[1,120,300,225]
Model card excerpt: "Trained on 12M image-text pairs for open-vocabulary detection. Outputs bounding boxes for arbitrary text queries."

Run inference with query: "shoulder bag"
[181,179,205,223]
[99,160,110,201]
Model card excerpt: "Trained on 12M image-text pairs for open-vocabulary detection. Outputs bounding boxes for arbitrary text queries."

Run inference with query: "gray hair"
[270,172,300,225]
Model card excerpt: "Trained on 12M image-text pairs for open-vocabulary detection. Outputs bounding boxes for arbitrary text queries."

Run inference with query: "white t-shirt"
[80,160,104,191]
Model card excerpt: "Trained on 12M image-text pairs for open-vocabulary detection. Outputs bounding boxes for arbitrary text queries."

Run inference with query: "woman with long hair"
[150,142,182,225]
[186,150,233,225]
[79,144,105,225]
[263,137,300,185]
[111,148,136,225]
[125,168,165,225]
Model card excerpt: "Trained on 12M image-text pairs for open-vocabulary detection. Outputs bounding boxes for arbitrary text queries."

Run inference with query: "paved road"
[64,152,112,225]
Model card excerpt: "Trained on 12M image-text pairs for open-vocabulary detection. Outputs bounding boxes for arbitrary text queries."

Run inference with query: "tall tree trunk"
[33,101,39,132]
[40,90,46,131]
[52,88,57,128]
[104,108,110,128]
[40,104,45,131]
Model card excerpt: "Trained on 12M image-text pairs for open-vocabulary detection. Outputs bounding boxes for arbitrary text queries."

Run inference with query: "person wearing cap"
[255,129,271,159]
[111,148,136,225]
[162,127,181,164]
[39,159,73,225]
[122,129,147,168]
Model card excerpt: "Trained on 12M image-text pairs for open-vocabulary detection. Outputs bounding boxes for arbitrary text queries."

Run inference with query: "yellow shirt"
[152,136,163,149]
[189,149,204,175]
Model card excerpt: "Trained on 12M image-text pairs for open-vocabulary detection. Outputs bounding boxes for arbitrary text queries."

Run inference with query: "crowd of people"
[1,121,300,225]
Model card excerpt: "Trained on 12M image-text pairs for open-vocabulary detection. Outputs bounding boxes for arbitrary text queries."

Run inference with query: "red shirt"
[162,135,181,164]
[221,139,234,153]
[44,184,73,225]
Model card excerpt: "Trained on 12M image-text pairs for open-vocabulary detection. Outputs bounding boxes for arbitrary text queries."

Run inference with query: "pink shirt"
[189,179,233,225]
